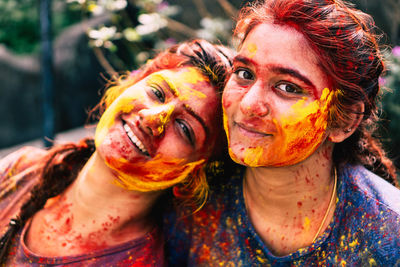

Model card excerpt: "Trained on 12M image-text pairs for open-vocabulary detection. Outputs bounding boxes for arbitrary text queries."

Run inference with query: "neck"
[26,152,163,256]
[243,142,337,256]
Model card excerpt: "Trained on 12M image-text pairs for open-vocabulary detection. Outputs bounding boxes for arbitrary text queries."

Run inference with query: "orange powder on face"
[105,155,204,191]
[232,88,334,167]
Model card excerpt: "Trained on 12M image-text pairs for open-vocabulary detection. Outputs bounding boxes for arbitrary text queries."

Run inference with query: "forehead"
[239,23,329,96]
[151,66,220,124]
[152,67,213,97]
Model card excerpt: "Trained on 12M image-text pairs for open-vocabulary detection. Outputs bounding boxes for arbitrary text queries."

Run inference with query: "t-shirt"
[164,165,400,266]
[0,147,165,266]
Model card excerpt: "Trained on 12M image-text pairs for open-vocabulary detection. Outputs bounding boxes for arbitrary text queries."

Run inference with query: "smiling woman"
[164,0,400,266]
[0,39,233,266]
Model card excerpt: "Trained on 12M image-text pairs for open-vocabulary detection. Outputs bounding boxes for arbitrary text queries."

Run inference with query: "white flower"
[136,13,167,35]
[88,26,120,41]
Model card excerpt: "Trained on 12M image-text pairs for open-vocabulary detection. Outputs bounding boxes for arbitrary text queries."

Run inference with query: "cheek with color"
[232,88,334,167]
[95,90,142,150]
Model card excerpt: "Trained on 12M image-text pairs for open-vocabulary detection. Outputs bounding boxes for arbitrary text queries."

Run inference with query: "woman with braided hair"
[0,39,233,266]
[165,0,400,265]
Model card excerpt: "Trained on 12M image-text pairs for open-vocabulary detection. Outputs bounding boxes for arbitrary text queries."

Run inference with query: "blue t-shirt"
[164,165,400,266]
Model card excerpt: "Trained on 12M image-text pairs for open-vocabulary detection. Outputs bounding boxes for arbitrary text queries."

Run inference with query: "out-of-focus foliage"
[67,0,234,74]
[381,47,400,167]
[0,0,81,54]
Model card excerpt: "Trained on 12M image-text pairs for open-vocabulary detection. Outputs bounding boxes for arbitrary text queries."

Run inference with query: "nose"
[139,103,175,136]
[239,81,269,117]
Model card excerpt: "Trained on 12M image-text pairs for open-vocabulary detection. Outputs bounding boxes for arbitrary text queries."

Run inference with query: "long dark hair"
[235,0,397,184]
[0,39,233,264]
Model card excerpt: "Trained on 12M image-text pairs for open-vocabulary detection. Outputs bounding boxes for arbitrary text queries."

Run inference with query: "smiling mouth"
[235,122,273,137]
[123,122,150,156]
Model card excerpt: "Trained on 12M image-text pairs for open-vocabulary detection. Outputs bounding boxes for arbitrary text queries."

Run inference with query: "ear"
[328,102,364,143]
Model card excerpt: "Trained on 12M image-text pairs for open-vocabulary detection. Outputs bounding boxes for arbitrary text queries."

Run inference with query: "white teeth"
[123,123,148,154]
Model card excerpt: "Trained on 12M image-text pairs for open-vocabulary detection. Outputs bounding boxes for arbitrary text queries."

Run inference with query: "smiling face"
[223,23,334,167]
[95,67,220,191]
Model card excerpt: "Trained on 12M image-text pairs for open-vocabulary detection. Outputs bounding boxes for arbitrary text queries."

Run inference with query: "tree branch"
[165,17,198,38]
[92,47,117,77]
[216,0,238,18]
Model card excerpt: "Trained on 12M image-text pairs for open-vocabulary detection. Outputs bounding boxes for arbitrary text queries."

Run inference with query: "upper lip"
[121,115,155,157]
[235,121,275,136]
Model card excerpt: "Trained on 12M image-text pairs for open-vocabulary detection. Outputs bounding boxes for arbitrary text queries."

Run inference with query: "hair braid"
[0,139,95,264]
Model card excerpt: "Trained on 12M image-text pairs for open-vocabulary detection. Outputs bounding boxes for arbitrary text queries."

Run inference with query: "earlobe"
[328,102,364,143]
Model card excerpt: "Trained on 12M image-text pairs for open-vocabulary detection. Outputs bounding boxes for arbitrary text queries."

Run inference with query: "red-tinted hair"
[235,0,397,184]
[93,39,233,207]
[0,40,233,264]
[96,40,233,114]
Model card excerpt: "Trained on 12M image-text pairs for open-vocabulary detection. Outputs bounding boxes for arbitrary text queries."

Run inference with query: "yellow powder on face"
[246,43,258,58]
[231,88,334,167]
[154,103,175,135]
[172,67,207,101]
[243,146,264,166]
[95,67,213,192]
[95,95,138,148]
[223,108,242,164]
[180,66,208,84]
[149,68,207,102]
[105,155,205,192]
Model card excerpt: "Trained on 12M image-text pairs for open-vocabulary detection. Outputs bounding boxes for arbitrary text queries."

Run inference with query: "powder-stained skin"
[95,67,219,191]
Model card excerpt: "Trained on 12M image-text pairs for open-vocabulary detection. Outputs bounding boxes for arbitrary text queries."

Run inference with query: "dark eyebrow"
[155,74,180,97]
[150,73,210,145]
[233,55,258,67]
[233,55,318,97]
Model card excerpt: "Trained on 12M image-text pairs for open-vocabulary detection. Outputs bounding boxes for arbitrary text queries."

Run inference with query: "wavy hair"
[235,0,397,184]
[0,39,233,264]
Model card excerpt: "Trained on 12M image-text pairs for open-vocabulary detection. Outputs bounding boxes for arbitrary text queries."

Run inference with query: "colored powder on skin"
[94,67,211,192]
[235,88,334,167]
[152,68,208,102]
[243,146,264,166]
[150,103,175,135]
[179,66,208,85]
[246,43,258,58]
[106,155,205,192]
[95,94,139,149]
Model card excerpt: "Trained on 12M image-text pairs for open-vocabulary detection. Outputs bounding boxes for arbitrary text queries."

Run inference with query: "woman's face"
[223,23,333,167]
[95,67,220,191]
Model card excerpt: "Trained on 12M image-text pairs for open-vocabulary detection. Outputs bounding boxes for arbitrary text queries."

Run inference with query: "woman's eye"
[235,69,254,80]
[275,82,303,94]
[151,86,165,102]
[176,119,194,146]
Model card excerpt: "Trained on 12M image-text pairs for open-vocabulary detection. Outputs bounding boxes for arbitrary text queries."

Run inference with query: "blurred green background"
[0,0,400,170]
